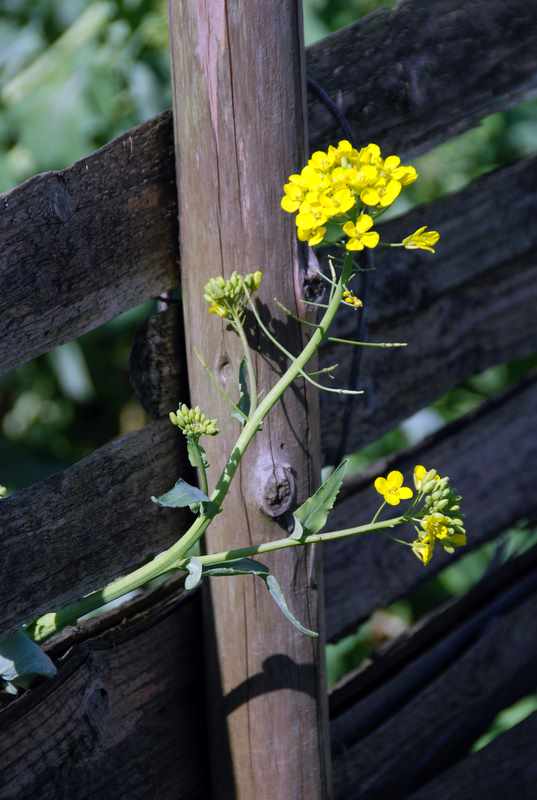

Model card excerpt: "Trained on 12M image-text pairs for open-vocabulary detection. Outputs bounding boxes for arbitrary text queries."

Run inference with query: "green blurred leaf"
[0,629,57,693]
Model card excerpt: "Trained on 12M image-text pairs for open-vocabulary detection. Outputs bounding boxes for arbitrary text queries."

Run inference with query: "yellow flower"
[374,470,414,506]
[342,289,363,309]
[413,464,441,491]
[360,177,402,208]
[412,532,436,566]
[343,215,380,251]
[421,513,467,549]
[402,226,440,254]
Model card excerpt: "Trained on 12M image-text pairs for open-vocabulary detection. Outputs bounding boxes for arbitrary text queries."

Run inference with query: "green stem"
[328,336,407,348]
[234,315,258,416]
[179,515,404,568]
[29,267,349,643]
[190,439,208,497]
[371,501,386,524]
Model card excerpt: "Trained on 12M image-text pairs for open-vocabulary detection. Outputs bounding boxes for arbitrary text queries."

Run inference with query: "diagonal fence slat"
[2,0,537,374]
[332,576,537,799]
[0,113,179,377]
[0,590,208,800]
[321,155,537,462]
[324,376,537,641]
[407,711,537,800]
[0,419,191,635]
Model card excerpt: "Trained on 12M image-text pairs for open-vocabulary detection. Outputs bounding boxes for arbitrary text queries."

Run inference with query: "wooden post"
[168,2,330,798]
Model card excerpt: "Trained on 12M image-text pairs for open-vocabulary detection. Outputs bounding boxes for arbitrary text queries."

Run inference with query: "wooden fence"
[1,0,537,797]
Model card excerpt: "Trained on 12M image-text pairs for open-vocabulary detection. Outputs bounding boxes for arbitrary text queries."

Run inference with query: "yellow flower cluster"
[410,465,466,566]
[169,404,219,439]
[204,271,263,319]
[280,140,417,249]
[342,289,363,309]
[373,465,466,566]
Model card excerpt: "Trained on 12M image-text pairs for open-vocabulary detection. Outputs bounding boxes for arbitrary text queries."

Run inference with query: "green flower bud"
[169,404,219,438]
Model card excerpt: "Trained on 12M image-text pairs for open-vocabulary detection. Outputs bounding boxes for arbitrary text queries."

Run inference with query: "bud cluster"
[410,465,466,566]
[169,404,219,439]
[203,271,263,319]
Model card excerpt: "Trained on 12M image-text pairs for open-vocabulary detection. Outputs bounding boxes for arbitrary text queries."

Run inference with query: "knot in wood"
[258,464,296,518]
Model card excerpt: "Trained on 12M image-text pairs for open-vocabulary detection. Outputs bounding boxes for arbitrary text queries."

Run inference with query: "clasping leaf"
[292,459,348,540]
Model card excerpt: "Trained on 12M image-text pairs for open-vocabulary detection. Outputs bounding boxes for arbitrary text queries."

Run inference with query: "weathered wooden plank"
[308,0,537,156]
[0,588,208,800]
[324,376,537,640]
[169,2,329,798]
[4,0,537,374]
[129,304,187,418]
[331,577,537,800]
[0,112,179,376]
[322,255,537,457]
[407,711,537,800]
[329,543,537,719]
[0,418,191,634]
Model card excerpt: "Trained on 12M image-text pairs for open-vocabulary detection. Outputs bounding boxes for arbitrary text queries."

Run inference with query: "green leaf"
[185,557,203,591]
[231,359,250,424]
[0,629,57,693]
[151,479,209,511]
[202,558,269,578]
[292,459,348,540]
[263,575,318,638]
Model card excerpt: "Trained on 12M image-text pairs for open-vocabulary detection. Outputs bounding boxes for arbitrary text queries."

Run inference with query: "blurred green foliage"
[1,1,537,749]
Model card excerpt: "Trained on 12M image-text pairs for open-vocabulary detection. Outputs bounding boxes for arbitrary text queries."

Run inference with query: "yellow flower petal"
[374,477,387,494]
[281,196,300,213]
[387,470,404,489]
[356,213,374,233]
[384,491,401,506]
[362,231,380,248]
[398,486,414,500]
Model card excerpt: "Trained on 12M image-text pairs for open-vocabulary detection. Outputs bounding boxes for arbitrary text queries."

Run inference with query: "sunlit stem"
[176,515,405,569]
[29,513,404,644]
[29,264,350,643]
[306,363,338,378]
[328,336,407,348]
[274,298,321,328]
[371,501,386,524]
[247,292,362,395]
[189,438,208,497]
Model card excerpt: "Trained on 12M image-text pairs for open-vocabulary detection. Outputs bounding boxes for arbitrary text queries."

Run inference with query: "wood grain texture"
[332,577,537,799]
[129,304,188,418]
[0,589,208,800]
[407,711,537,800]
[329,543,537,720]
[324,377,537,640]
[0,418,191,634]
[168,1,330,798]
[320,156,537,463]
[0,113,179,376]
[307,0,537,156]
[4,0,537,374]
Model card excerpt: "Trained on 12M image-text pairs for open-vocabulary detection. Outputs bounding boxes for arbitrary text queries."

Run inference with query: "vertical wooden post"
[168,2,330,798]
